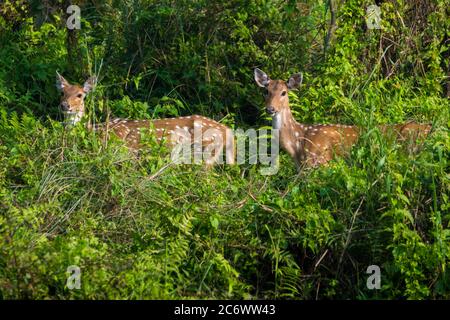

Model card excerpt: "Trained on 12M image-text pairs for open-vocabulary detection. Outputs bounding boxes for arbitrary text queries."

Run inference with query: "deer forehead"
[267,80,288,94]
[63,85,85,98]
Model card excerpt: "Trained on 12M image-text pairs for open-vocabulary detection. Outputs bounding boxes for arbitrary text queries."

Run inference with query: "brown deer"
[254,68,431,168]
[56,72,235,165]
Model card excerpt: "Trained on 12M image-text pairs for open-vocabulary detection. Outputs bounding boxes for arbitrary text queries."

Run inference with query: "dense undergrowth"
[0,0,449,299]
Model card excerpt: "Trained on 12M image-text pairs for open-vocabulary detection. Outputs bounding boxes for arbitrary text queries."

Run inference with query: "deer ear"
[83,76,97,93]
[56,72,69,91]
[254,68,270,88]
[287,72,303,90]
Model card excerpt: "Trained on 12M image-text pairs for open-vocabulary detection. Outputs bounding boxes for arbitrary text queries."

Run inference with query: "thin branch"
[324,0,337,55]
[337,197,365,275]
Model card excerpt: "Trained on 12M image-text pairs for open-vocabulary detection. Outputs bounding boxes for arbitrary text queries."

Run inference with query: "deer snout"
[266,105,276,115]
[61,101,70,111]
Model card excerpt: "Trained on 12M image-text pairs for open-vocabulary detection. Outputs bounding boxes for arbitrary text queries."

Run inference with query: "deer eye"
[77,93,83,98]
[281,91,287,96]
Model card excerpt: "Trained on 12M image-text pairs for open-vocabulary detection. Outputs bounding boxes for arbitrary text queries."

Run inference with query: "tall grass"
[0,92,448,299]
[0,0,449,299]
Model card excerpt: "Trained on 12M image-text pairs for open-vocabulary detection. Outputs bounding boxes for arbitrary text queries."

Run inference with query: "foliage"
[0,0,449,299]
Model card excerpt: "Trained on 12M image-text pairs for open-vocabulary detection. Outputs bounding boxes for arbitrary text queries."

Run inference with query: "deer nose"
[266,106,275,115]
[61,101,69,111]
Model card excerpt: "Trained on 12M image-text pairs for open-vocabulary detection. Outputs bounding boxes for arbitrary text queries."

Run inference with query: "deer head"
[254,68,302,117]
[56,72,96,125]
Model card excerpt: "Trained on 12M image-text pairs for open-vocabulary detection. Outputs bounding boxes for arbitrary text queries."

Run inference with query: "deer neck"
[64,110,85,126]
[272,106,305,159]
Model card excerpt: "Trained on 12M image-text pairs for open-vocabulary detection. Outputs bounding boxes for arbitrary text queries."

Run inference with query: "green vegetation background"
[0,0,449,299]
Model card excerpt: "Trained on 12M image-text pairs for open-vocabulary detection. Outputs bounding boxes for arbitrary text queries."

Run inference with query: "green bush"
[0,0,449,299]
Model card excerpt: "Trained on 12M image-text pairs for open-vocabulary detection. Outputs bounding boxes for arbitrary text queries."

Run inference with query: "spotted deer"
[56,72,235,165]
[254,68,431,168]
